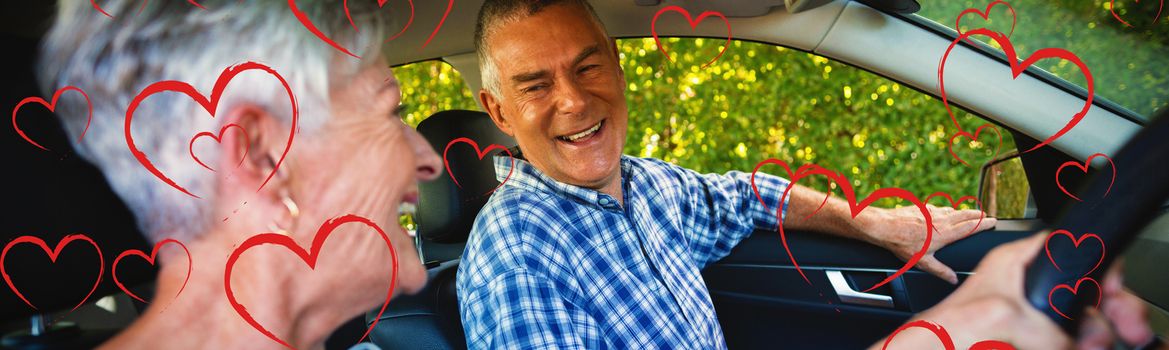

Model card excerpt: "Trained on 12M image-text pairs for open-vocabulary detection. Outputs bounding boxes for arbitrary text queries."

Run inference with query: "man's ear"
[479,89,514,137]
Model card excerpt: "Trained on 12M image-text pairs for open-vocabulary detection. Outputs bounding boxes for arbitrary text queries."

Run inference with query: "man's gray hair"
[474,0,607,97]
[38,0,390,243]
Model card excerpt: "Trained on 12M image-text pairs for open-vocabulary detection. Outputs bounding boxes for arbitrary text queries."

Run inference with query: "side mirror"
[978,151,1037,219]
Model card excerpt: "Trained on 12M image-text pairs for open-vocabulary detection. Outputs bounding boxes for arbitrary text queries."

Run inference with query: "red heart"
[124,61,298,199]
[1111,0,1164,27]
[1044,229,1105,277]
[112,238,192,304]
[955,0,1016,41]
[1048,277,1102,320]
[924,192,985,237]
[751,159,934,292]
[0,234,104,311]
[1055,153,1115,202]
[290,0,450,59]
[882,319,1017,349]
[90,0,205,18]
[11,86,92,152]
[650,6,732,69]
[947,123,1002,167]
[443,137,514,196]
[224,214,398,349]
[188,123,250,172]
[938,29,1094,154]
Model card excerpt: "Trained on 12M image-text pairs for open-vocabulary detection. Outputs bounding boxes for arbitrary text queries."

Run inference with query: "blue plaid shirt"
[458,154,791,349]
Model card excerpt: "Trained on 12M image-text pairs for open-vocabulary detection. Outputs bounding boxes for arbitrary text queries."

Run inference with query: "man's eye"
[579,65,600,74]
[522,84,547,93]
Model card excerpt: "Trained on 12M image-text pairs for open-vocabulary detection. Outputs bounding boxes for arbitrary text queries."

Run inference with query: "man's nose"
[406,128,442,181]
[554,79,590,116]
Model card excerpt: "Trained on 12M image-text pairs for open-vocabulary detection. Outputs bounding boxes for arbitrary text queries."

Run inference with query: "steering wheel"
[1022,110,1169,338]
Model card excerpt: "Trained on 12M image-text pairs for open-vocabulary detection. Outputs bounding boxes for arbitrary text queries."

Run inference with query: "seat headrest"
[415,110,516,243]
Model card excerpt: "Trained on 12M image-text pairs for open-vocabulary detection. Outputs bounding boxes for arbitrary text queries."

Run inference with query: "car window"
[915,1,1169,120]
[392,60,479,128]
[618,37,1030,218]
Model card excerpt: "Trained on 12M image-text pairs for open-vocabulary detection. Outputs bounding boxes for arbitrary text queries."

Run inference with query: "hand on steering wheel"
[875,232,1154,349]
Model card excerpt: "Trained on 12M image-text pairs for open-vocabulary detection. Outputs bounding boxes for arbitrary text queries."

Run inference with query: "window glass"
[392,60,479,127]
[618,38,1029,217]
[915,1,1169,120]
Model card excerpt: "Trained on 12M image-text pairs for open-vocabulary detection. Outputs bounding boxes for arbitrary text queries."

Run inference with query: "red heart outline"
[290,0,451,59]
[1110,0,1164,27]
[90,0,205,18]
[650,6,732,69]
[1048,277,1102,320]
[924,192,985,237]
[443,137,514,196]
[188,123,250,172]
[750,160,834,223]
[344,0,414,43]
[751,159,934,292]
[124,61,298,199]
[12,86,93,152]
[1055,153,1116,202]
[947,123,1002,167]
[882,319,1017,350]
[938,28,1094,154]
[1043,229,1105,276]
[0,234,104,311]
[112,238,192,304]
[224,214,398,349]
[955,0,1017,41]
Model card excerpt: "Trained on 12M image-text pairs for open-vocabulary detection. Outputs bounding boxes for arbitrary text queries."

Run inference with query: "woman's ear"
[214,105,292,199]
[480,89,514,137]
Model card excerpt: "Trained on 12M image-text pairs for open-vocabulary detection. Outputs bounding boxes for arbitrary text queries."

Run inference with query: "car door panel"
[704,219,1041,348]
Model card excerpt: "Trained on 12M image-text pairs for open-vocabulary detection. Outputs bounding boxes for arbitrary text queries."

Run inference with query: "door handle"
[826,270,894,308]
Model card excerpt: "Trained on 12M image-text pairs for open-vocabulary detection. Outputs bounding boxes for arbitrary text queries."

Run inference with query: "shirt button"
[599,198,611,205]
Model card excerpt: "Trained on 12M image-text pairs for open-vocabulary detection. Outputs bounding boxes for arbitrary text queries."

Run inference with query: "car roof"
[383,0,801,66]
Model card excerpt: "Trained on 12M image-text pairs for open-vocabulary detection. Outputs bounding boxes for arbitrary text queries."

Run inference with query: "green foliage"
[394,61,480,128]
[918,0,1169,118]
[617,38,1019,213]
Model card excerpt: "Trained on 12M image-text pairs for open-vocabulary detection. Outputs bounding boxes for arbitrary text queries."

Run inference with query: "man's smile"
[556,119,605,144]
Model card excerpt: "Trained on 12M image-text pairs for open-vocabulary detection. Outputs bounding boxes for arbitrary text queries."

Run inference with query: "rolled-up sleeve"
[672,165,791,267]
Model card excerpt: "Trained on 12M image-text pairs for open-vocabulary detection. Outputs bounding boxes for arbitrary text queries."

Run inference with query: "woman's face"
[286,60,440,302]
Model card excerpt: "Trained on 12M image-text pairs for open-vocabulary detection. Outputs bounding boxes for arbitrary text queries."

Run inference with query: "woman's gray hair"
[38,0,391,243]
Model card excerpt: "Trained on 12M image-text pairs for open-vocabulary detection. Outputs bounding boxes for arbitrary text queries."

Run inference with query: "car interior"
[1,0,1167,349]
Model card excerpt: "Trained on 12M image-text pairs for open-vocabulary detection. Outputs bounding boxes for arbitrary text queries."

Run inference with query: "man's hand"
[874,232,1155,349]
[782,184,996,284]
[867,205,997,284]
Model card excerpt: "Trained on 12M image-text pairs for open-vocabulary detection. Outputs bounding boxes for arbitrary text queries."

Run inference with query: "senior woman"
[37,1,436,348]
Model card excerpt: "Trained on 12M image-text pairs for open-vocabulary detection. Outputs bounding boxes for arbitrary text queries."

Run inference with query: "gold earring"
[267,194,300,235]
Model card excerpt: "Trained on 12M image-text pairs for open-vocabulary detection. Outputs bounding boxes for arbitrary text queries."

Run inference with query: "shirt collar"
[493,150,632,210]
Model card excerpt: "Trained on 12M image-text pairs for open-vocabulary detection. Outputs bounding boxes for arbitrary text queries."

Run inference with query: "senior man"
[457,0,1005,348]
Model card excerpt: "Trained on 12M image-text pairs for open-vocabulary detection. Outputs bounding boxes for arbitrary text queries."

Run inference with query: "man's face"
[481,3,628,191]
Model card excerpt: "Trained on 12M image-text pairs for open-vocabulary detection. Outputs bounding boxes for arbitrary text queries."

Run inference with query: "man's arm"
[460,268,594,349]
[673,167,791,267]
[781,184,997,284]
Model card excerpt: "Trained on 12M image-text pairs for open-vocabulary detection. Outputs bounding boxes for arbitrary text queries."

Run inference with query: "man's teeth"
[563,122,602,142]
[398,202,417,215]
